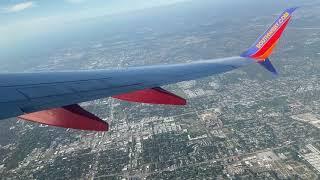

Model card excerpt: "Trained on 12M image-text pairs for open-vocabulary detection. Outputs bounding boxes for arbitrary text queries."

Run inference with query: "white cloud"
[5,1,34,13]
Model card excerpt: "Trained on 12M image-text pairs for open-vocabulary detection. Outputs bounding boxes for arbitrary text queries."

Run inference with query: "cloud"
[5,1,34,13]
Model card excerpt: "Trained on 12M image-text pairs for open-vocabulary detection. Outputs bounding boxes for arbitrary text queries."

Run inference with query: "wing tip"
[286,7,299,14]
[241,7,298,61]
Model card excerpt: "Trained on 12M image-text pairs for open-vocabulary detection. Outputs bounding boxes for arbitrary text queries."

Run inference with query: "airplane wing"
[2,57,253,131]
[1,7,297,131]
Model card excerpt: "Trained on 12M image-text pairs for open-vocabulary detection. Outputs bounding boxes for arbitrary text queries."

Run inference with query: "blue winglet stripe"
[259,58,278,75]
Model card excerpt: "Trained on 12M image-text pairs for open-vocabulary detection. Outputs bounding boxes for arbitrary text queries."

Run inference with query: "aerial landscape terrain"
[0,0,320,179]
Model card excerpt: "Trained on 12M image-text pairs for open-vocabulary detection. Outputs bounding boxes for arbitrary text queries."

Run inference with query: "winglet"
[241,7,298,61]
[240,7,298,75]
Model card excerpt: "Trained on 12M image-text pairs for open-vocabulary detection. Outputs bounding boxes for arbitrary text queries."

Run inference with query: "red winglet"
[113,87,187,105]
[19,104,108,131]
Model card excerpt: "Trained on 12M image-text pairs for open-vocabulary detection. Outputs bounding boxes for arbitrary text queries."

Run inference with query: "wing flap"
[17,85,75,99]
[113,87,187,105]
[0,87,28,102]
[18,104,108,131]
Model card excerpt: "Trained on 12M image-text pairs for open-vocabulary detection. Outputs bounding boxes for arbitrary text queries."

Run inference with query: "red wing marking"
[113,87,187,105]
[19,104,108,131]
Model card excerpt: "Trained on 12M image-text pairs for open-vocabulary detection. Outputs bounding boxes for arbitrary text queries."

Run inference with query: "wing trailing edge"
[18,87,185,132]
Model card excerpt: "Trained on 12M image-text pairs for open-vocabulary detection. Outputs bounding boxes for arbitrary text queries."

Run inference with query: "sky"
[0,0,190,26]
[0,0,192,50]
[0,0,192,35]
